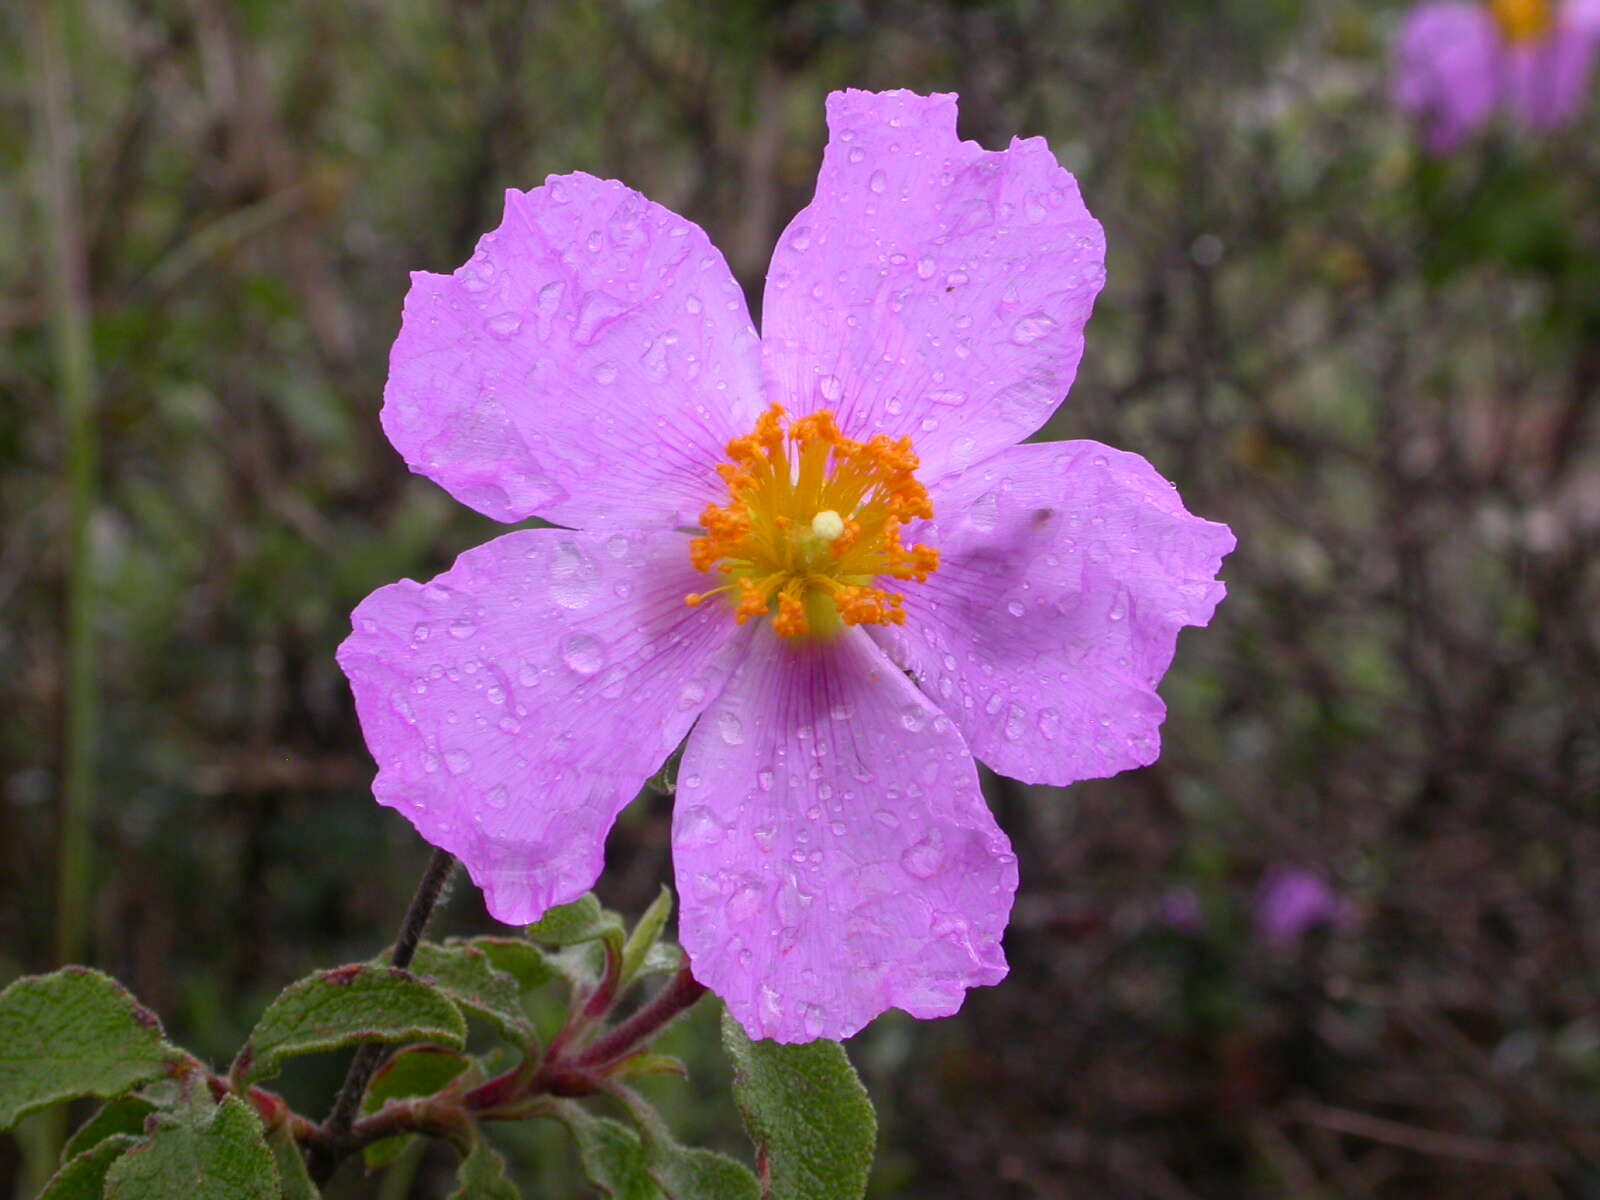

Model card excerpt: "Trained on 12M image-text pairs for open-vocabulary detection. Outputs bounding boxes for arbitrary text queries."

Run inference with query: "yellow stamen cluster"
[685,404,939,639]
[1492,0,1552,42]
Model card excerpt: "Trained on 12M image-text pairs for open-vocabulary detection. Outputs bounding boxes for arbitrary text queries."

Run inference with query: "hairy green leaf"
[265,1128,317,1200]
[607,1053,687,1081]
[546,1101,660,1200]
[720,1011,876,1200]
[399,942,534,1044]
[619,887,673,990]
[470,938,556,995]
[547,1097,758,1200]
[360,1045,473,1170]
[647,1142,761,1200]
[0,968,176,1129]
[447,1136,520,1199]
[40,1135,139,1200]
[524,894,623,951]
[104,1096,276,1200]
[232,964,465,1085]
[63,1096,158,1162]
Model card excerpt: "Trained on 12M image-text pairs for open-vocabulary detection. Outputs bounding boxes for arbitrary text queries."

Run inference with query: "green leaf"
[63,1096,158,1161]
[40,1135,140,1200]
[636,942,685,981]
[104,1095,277,1200]
[546,1097,758,1200]
[232,964,466,1085]
[265,1128,317,1200]
[607,1053,687,1081]
[524,894,624,952]
[546,1101,660,1200]
[470,938,556,995]
[720,1011,876,1200]
[398,942,535,1044]
[619,887,673,990]
[0,968,177,1129]
[360,1045,473,1170]
[447,1135,520,1199]
[646,1143,761,1200]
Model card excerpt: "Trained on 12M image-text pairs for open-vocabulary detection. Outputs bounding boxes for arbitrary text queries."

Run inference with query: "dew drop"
[728,886,762,922]
[444,749,472,775]
[449,616,476,639]
[485,785,509,809]
[717,711,745,746]
[901,836,944,879]
[485,312,521,338]
[560,633,605,676]
[1011,312,1058,345]
[1037,708,1061,740]
[677,806,723,847]
[1004,703,1027,742]
[818,374,844,401]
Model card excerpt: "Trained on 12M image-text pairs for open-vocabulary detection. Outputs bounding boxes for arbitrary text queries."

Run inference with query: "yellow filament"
[686,404,939,639]
[1492,0,1553,42]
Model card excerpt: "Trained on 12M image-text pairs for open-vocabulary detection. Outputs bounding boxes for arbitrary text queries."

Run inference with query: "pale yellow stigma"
[685,405,939,640]
[811,509,846,541]
[1492,0,1552,42]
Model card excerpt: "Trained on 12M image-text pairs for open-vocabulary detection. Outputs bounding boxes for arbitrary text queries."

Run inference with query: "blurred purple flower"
[1255,867,1340,948]
[1394,0,1600,151]
[1160,887,1205,933]
[337,89,1234,1042]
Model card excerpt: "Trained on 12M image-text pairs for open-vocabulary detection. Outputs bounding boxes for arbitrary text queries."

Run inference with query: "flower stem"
[310,847,455,1182]
[574,960,707,1071]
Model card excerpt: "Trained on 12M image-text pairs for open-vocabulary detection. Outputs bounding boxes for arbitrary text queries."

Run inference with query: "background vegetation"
[4,0,1599,1195]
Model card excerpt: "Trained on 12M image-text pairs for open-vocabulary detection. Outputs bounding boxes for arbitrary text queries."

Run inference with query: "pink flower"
[1394,0,1600,152]
[338,90,1233,1042]
[1254,867,1340,948]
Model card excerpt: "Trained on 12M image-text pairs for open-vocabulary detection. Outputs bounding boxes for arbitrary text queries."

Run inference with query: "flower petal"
[674,626,1016,1043]
[338,528,745,923]
[1505,22,1600,130]
[1392,3,1502,153]
[760,89,1105,482]
[383,174,765,527]
[877,442,1232,787]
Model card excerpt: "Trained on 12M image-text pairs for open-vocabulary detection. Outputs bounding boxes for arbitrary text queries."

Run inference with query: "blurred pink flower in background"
[1254,867,1341,948]
[338,89,1233,1042]
[1394,0,1600,151]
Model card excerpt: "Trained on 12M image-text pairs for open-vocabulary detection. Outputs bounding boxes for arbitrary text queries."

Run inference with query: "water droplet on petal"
[717,711,745,745]
[560,634,604,676]
[1010,312,1058,345]
[444,749,472,775]
[677,806,723,847]
[901,836,944,879]
[485,312,521,338]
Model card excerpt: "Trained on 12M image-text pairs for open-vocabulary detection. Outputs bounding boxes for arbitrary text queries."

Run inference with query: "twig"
[310,848,455,1182]
[1286,1099,1557,1168]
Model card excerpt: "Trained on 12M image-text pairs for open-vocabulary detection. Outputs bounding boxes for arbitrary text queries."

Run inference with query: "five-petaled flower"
[1394,0,1600,152]
[338,89,1233,1043]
